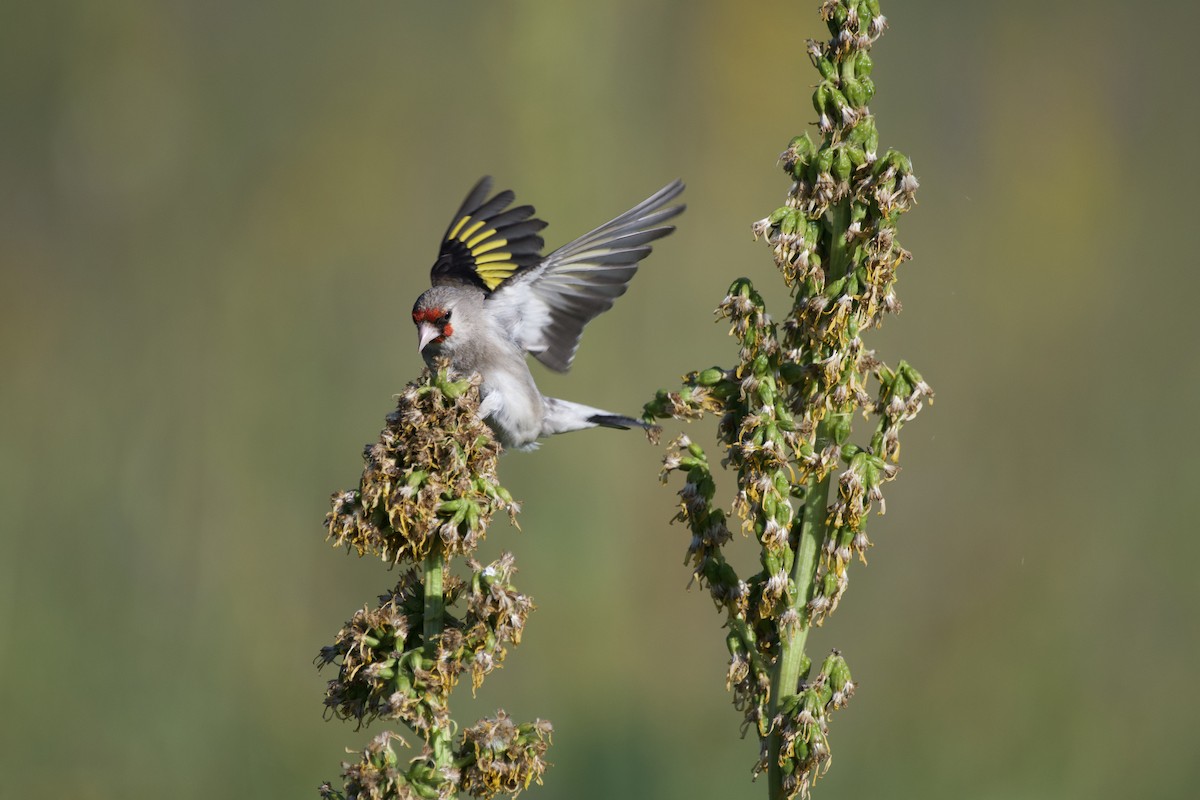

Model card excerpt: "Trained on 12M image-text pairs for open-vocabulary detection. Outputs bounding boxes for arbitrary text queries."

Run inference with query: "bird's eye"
[442,310,452,323]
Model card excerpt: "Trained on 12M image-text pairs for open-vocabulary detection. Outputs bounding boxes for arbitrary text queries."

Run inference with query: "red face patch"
[413,307,453,343]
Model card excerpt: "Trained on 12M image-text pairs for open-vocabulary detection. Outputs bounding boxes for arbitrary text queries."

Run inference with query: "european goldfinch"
[412,177,684,450]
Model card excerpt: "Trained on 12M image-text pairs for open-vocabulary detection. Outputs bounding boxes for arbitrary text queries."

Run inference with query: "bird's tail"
[542,397,653,437]
[587,413,652,431]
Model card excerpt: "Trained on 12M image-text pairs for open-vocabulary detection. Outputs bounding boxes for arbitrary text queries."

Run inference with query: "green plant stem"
[766,200,850,799]
[766,415,834,799]
[827,199,852,280]
[423,544,453,772]
[423,545,445,658]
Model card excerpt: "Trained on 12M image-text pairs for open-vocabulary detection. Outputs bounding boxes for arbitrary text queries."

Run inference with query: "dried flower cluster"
[459,711,553,798]
[326,372,518,564]
[644,3,930,798]
[319,369,550,800]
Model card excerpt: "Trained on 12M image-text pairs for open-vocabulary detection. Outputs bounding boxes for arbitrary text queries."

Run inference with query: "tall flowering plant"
[644,2,931,797]
[319,370,551,800]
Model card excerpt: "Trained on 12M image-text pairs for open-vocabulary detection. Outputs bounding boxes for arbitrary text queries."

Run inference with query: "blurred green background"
[3,1,1197,798]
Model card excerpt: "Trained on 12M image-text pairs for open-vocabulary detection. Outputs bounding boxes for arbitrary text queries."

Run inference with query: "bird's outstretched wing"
[489,180,685,372]
[430,176,548,291]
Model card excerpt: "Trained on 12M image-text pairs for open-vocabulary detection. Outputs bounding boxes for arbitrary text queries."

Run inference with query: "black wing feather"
[430,177,547,292]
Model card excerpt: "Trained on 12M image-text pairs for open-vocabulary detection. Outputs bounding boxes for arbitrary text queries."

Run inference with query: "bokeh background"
[3,1,1198,798]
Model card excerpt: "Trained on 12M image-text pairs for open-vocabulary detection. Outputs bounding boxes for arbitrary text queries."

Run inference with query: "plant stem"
[827,199,853,280]
[423,545,445,658]
[766,416,834,799]
[766,199,850,799]
[422,543,453,772]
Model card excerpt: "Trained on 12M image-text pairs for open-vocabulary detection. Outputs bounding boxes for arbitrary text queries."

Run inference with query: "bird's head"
[411,285,481,355]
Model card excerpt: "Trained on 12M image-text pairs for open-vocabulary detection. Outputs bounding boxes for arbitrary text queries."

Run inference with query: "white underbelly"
[479,367,544,449]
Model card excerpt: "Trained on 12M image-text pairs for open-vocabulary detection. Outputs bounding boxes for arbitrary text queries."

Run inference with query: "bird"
[411,176,685,451]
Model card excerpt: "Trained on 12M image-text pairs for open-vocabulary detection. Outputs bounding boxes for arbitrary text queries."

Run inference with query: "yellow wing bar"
[448,214,519,289]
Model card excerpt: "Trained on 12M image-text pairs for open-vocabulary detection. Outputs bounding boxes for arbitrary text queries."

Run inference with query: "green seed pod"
[790,133,816,162]
[860,455,881,487]
[815,146,835,175]
[400,651,423,674]
[439,377,472,400]
[806,220,824,248]
[814,54,837,83]
[844,272,860,297]
[822,276,847,298]
[827,87,852,120]
[846,144,867,169]
[729,277,755,298]
[831,412,852,445]
[837,527,855,548]
[411,763,439,783]
[855,49,874,77]
[899,361,925,387]
[861,75,876,102]
[802,686,824,716]
[788,133,817,179]
[816,679,834,707]
[411,781,442,800]
[864,122,879,158]
[726,631,745,657]
[857,1,872,33]
[828,2,848,32]
[886,149,913,175]
[438,498,466,514]
[840,145,859,181]
[822,570,840,596]
[813,82,832,119]
[841,77,867,109]
[762,493,777,519]
[769,206,790,226]
[711,380,737,400]
[781,208,802,235]
[846,119,868,146]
